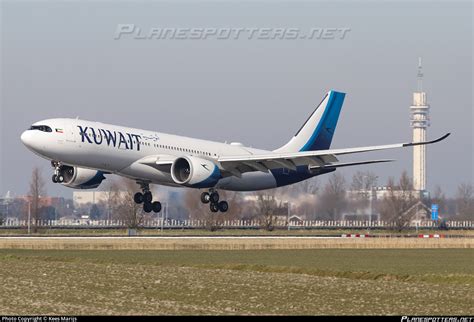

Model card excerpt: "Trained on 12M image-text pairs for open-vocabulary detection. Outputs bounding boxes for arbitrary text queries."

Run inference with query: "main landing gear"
[200,189,228,213]
[134,182,161,213]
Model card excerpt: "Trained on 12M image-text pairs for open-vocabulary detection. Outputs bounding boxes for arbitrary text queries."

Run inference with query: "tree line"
[2,167,472,232]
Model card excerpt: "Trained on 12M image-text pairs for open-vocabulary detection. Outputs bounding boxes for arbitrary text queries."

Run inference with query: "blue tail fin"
[275,90,346,152]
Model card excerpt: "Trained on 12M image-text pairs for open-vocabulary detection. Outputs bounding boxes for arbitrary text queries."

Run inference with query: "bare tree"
[349,171,378,214]
[276,177,319,200]
[455,183,474,219]
[113,178,147,229]
[378,171,416,231]
[350,170,378,191]
[295,197,318,219]
[255,189,284,231]
[183,189,226,231]
[183,188,246,230]
[28,167,46,233]
[294,177,320,195]
[272,177,320,219]
[100,179,121,222]
[218,190,244,220]
[318,172,347,220]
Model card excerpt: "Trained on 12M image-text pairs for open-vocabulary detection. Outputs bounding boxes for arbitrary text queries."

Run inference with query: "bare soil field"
[0,249,472,315]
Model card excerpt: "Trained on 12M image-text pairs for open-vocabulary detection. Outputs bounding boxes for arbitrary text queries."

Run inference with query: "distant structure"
[73,191,107,208]
[0,191,13,217]
[410,57,430,194]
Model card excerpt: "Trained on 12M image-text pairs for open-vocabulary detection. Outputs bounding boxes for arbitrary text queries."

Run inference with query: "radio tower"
[410,57,430,193]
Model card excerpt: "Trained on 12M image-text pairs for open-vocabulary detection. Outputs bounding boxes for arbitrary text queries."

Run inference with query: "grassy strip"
[1,228,472,236]
[1,249,472,285]
[0,237,472,250]
[183,263,474,285]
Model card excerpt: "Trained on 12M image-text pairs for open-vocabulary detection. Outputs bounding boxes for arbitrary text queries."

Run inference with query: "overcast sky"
[1,0,472,198]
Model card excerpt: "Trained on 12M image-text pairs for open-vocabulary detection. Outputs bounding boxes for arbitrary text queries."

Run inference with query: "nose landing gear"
[201,190,228,213]
[134,182,161,213]
[51,161,65,183]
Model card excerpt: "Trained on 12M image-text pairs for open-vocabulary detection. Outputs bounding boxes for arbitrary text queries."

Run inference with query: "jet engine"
[60,165,106,189]
[171,156,221,188]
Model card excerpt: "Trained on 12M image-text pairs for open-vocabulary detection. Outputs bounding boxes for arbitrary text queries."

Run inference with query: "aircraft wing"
[217,133,450,176]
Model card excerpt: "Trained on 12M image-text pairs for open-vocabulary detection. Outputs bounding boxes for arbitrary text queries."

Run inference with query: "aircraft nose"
[21,130,34,148]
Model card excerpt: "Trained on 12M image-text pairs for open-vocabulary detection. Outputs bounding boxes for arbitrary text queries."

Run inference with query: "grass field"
[0,249,472,315]
[1,227,473,237]
[0,236,472,250]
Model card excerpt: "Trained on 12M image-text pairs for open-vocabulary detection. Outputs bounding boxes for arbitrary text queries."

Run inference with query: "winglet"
[403,133,451,147]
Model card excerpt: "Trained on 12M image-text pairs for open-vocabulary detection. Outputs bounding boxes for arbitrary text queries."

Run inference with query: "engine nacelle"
[60,165,106,189]
[171,156,221,188]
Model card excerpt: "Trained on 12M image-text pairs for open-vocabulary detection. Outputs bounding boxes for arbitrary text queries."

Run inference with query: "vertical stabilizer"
[274,90,346,152]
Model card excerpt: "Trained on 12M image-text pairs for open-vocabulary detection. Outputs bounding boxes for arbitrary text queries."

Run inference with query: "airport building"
[73,191,111,208]
[0,191,13,218]
[73,190,138,209]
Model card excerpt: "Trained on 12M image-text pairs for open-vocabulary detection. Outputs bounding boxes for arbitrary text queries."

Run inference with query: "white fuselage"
[21,90,445,195]
[20,118,280,191]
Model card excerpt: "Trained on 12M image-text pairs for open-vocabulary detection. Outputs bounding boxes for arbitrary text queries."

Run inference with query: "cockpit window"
[29,125,52,132]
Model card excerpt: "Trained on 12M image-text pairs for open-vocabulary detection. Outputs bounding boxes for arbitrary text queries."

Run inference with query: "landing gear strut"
[201,190,228,213]
[134,182,161,213]
[51,161,64,183]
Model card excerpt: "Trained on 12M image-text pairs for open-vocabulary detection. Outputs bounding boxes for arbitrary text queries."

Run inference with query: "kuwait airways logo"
[78,125,142,151]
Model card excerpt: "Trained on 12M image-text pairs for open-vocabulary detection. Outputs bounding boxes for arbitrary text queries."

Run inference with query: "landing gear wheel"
[152,201,162,213]
[136,182,159,213]
[51,161,66,184]
[143,192,153,203]
[210,192,219,204]
[201,192,210,204]
[210,203,219,213]
[218,201,228,213]
[143,202,153,213]
[134,192,144,204]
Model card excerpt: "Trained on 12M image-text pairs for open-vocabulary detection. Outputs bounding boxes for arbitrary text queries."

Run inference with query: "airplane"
[20,90,449,213]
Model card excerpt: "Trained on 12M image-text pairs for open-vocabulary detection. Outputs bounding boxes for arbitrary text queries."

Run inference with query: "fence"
[1,218,473,230]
